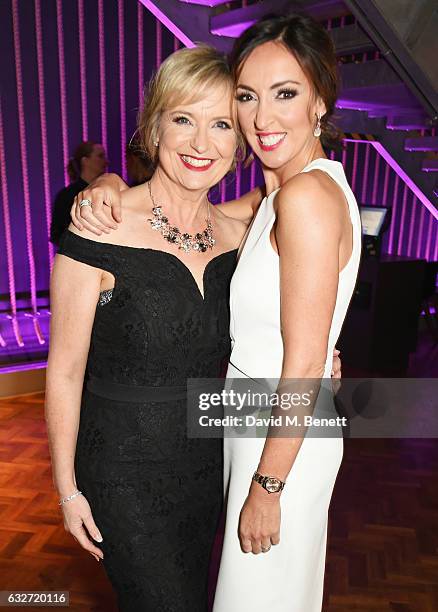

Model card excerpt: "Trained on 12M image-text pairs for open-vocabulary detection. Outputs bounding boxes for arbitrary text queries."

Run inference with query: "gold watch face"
[265,477,281,493]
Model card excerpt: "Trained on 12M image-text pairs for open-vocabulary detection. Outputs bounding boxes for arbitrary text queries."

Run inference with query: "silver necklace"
[146,181,215,253]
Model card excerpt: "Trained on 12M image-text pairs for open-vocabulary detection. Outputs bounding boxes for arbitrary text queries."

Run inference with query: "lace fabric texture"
[58,230,237,611]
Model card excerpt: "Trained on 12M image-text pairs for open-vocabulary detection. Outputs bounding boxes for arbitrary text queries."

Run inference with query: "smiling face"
[155,84,237,192]
[235,41,325,172]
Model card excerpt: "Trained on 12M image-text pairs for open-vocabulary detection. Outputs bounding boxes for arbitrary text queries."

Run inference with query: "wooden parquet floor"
[1,393,437,611]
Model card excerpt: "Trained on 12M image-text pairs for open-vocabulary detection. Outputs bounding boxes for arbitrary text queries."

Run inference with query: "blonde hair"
[138,45,245,169]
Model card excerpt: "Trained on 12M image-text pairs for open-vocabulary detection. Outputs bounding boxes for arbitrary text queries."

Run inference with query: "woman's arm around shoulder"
[212,204,249,250]
[216,185,264,223]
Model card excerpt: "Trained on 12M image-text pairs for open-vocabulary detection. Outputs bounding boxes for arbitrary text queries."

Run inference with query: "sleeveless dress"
[57,230,237,612]
[213,159,362,612]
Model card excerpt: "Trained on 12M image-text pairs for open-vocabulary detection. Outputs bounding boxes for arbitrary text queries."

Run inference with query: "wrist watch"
[252,471,286,494]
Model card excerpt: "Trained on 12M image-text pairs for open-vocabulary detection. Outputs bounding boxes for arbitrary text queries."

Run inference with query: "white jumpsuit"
[213,158,362,612]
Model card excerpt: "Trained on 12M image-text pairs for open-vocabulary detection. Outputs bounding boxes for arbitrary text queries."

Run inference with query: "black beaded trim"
[98,288,113,306]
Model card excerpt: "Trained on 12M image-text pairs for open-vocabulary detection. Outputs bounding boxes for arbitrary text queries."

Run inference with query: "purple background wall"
[0,0,436,367]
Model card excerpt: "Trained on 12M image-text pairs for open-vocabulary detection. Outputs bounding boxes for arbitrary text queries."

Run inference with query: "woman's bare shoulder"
[216,186,264,223]
[212,205,248,249]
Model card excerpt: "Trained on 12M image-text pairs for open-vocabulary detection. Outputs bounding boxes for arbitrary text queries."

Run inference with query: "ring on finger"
[79,199,92,208]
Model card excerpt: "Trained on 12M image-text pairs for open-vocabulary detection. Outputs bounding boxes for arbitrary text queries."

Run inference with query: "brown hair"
[229,13,341,148]
[67,141,96,182]
[137,44,245,169]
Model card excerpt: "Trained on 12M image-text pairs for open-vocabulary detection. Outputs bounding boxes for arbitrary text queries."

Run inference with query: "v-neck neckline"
[161,248,238,301]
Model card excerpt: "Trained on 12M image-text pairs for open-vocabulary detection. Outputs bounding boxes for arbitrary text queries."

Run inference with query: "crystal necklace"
[146,181,215,253]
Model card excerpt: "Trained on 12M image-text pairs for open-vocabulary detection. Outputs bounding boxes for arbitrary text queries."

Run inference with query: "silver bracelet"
[58,490,83,506]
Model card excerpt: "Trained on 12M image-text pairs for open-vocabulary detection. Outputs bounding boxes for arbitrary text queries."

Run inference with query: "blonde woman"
[46,46,247,611]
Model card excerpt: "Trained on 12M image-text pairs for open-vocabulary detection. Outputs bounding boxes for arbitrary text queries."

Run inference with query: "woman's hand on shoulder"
[68,185,138,246]
[71,172,129,235]
[217,186,263,223]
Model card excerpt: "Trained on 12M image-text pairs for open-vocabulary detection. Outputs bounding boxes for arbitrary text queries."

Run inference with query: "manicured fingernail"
[95,534,103,542]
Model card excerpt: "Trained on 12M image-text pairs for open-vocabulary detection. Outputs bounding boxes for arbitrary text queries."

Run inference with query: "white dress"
[213,158,362,612]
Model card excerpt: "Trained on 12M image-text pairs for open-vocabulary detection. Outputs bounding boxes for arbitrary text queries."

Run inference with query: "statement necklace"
[146,181,215,253]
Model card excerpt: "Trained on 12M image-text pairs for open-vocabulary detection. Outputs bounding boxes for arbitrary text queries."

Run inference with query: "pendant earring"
[313,114,322,138]
[153,140,159,147]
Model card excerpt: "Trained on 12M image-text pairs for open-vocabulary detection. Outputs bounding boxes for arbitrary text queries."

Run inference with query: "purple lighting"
[118,0,127,181]
[407,194,417,257]
[78,0,88,141]
[35,0,54,272]
[371,152,380,204]
[0,100,23,348]
[12,0,44,345]
[139,1,195,48]
[235,163,242,200]
[138,3,144,110]
[98,0,107,151]
[55,0,69,186]
[156,19,162,68]
[416,202,425,259]
[387,174,400,255]
[360,143,370,204]
[371,141,438,221]
[425,215,433,260]
[250,160,256,192]
[0,360,47,375]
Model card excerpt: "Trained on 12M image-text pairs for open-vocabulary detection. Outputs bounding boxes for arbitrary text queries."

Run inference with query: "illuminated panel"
[140,1,195,48]
[138,2,144,110]
[98,0,107,150]
[415,200,425,259]
[387,174,400,254]
[235,163,241,200]
[34,0,54,270]
[156,19,162,68]
[425,214,433,260]
[250,159,256,191]
[360,142,370,204]
[77,0,88,140]
[220,178,226,203]
[55,0,69,185]
[118,0,127,180]
[382,162,389,205]
[396,183,409,256]
[12,0,44,344]
[406,194,417,257]
[371,150,380,204]
[0,100,22,347]
[371,141,437,220]
[351,142,359,195]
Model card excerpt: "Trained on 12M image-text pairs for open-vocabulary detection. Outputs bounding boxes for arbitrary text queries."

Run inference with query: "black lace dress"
[57,230,237,612]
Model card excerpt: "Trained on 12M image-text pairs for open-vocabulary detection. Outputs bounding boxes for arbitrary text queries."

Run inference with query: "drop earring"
[313,113,322,138]
[153,140,159,147]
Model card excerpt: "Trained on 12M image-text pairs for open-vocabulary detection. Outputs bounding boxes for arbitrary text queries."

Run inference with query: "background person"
[50,141,108,245]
